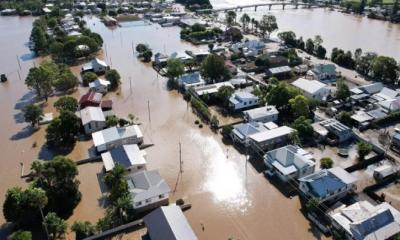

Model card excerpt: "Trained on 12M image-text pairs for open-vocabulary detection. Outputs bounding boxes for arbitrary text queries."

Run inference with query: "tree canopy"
[22,104,43,127]
[335,79,350,101]
[357,141,372,160]
[105,69,121,90]
[289,95,310,118]
[45,110,81,149]
[291,116,313,140]
[259,15,278,39]
[54,96,78,112]
[320,157,333,169]
[43,212,68,240]
[167,58,185,80]
[200,54,230,84]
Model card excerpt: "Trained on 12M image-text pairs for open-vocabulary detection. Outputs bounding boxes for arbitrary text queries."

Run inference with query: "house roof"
[243,105,279,121]
[229,91,258,105]
[249,126,294,143]
[178,72,203,85]
[330,201,400,240]
[351,111,373,123]
[79,91,102,105]
[268,66,291,75]
[144,205,198,240]
[92,125,143,147]
[299,167,356,199]
[93,58,108,67]
[319,118,351,135]
[359,82,384,95]
[194,82,234,96]
[312,64,336,75]
[232,122,266,140]
[375,87,399,101]
[89,78,111,88]
[292,78,327,95]
[265,145,315,176]
[126,170,171,203]
[101,144,146,171]
[80,106,105,125]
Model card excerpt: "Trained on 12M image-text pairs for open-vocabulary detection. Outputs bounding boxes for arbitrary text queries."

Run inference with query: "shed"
[373,164,396,180]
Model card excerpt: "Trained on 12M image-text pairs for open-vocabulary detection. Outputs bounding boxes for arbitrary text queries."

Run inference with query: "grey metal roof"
[268,66,291,75]
[143,205,198,240]
[126,170,170,203]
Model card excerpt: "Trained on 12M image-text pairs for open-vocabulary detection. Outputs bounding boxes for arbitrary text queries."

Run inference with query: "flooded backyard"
[0,5,399,239]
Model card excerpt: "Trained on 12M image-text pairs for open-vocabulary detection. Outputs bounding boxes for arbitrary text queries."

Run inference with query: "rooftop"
[92,125,143,147]
[101,144,146,172]
[243,105,279,121]
[249,126,294,143]
[80,106,105,125]
[292,78,327,95]
[126,170,170,203]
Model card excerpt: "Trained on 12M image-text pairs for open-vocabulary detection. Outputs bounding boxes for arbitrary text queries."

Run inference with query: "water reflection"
[189,129,251,212]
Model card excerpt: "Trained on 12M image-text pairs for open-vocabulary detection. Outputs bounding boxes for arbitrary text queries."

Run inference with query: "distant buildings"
[299,167,357,203]
[264,145,316,182]
[292,78,331,101]
[126,170,170,212]
[92,125,143,152]
[143,205,198,240]
[329,201,400,240]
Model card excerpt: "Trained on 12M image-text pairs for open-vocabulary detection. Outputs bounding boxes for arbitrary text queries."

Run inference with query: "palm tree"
[225,11,237,27]
[240,13,250,32]
[111,194,132,224]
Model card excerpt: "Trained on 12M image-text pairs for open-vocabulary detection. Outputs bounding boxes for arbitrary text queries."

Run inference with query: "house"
[186,50,209,62]
[231,122,267,147]
[230,40,265,56]
[80,106,106,134]
[299,167,357,203]
[154,52,169,66]
[126,170,170,212]
[143,205,198,240]
[265,66,292,79]
[179,17,206,28]
[193,82,234,96]
[351,111,374,129]
[168,52,193,63]
[329,201,400,240]
[81,58,109,74]
[392,133,400,149]
[264,145,316,182]
[229,91,259,111]
[243,105,279,123]
[308,64,336,81]
[313,119,353,143]
[103,16,118,26]
[89,79,111,94]
[79,91,102,109]
[249,125,295,151]
[373,164,396,180]
[351,82,384,97]
[177,72,205,90]
[291,78,330,101]
[101,144,146,172]
[373,87,400,102]
[92,125,143,152]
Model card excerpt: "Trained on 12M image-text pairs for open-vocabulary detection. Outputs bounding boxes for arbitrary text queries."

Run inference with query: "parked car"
[1,74,7,82]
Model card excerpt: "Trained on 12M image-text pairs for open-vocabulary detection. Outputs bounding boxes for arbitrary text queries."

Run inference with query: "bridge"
[196,1,323,13]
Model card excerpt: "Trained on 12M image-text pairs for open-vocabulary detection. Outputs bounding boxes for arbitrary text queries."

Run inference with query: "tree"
[3,187,48,228]
[54,96,78,112]
[258,15,278,39]
[217,85,234,107]
[31,156,81,218]
[135,43,149,53]
[297,37,305,50]
[30,26,48,54]
[313,35,323,49]
[167,58,185,80]
[200,54,230,84]
[357,141,372,160]
[103,165,129,203]
[278,31,297,46]
[46,110,80,149]
[71,221,95,240]
[106,115,119,127]
[43,212,68,240]
[225,11,236,26]
[305,38,314,54]
[221,124,233,137]
[306,197,320,212]
[320,157,333,169]
[105,69,121,90]
[315,45,326,59]
[22,103,43,127]
[240,13,250,31]
[108,194,133,225]
[371,56,399,83]
[356,52,377,76]
[82,71,97,87]
[336,79,350,101]
[337,111,352,127]
[10,231,32,240]
[25,62,56,101]
[210,115,219,129]
[289,95,310,118]
[291,116,313,140]
[141,50,153,62]
[266,82,300,109]
[53,68,78,92]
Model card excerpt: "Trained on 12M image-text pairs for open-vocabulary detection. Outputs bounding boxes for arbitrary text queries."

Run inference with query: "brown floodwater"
[0,10,398,239]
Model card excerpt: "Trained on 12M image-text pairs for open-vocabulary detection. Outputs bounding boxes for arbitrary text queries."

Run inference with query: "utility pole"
[179,141,183,174]
[129,76,132,94]
[16,55,21,70]
[147,100,151,124]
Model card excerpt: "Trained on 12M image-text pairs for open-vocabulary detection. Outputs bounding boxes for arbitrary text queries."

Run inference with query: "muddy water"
[213,4,400,59]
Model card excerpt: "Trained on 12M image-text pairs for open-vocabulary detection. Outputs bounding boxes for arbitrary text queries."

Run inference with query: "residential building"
[265,66,292,79]
[79,90,102,109]
[143,205,198,240]
[231,122,267,147]
[177,72,205,90]
[80,106,106,134]
[299,167,357,203]
[329,201,400,240]
[392,133,400,149]
[313,118,353,143]
[193,82,234,96]
[264,145,316,182]
[89,79,111,94]
[168,52,192,63]
[229,91,259,111]
[101,144,146,172]
[308,64,336,81]
[154,52,169,66]
[243,105,279,123]
[92,125,143,152]
[81,58,109,74]
[126,170,170,212]
[291,78,331,101]
[249,125,295,151]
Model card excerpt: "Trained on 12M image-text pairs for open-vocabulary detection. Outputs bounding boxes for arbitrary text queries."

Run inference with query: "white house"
[299,167,357,203]
[80,106,106,134]
[249,125,295,151]
[143,205,198,240]
[308,64,336,82]
[264,145,316,182]
[177,72,205,90]
[89,79,111,94]
[291,78,330,101]
[313,118,353,143]
[92,125,143,152]
[243,105,279,123]
[126,170,171,212]
[229,91,259,111]
[329,201,400,240]
[101,144,146,172]
[193,82,234,96]
[81,58,109,74]
[231,122,267,147]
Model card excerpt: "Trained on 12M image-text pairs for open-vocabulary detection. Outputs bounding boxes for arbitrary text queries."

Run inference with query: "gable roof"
[92,125,143,147]
[144,205,198,240]
[89,78,111,88]
[79,91,102,105]
[312,64,336,75]
[243,105,279,121]
[101,144,146,171]
[80,106,105,125]
[232,122,266,140]
[292,78,327,95]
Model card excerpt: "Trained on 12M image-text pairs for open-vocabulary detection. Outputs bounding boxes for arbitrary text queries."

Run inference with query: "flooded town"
[0,0,400,239]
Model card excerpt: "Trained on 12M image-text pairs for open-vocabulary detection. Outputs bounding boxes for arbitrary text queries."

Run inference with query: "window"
[244,102,247,106]
[249,101,252,104]
[145,199,151,203]
[136,201,141,206]
[159,194,164,199]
